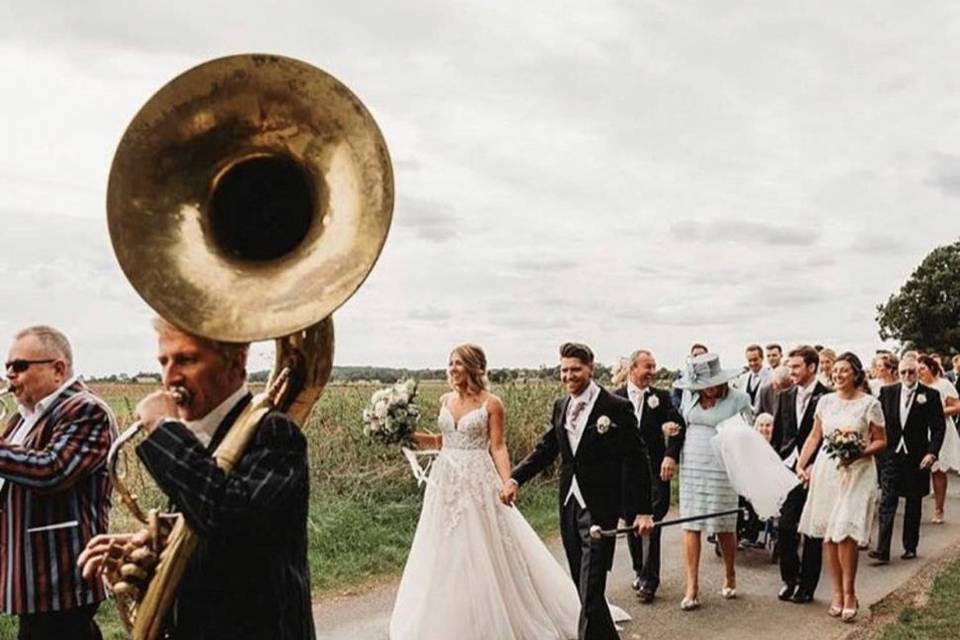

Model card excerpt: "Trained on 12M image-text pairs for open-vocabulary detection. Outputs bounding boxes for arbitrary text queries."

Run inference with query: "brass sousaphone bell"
[106,54,393,638]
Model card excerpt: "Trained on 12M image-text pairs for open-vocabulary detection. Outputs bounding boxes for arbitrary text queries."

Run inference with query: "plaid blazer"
[136,394,315,640]
[0,380,116,614]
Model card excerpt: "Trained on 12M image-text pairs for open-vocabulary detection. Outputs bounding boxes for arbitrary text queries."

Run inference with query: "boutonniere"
[647,394,660,410]
[596,415,614,434]
[916,394,927,405]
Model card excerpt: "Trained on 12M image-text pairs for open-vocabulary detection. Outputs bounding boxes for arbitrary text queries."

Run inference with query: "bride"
[389,344,619,640]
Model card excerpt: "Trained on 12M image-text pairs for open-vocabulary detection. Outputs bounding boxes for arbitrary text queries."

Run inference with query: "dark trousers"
[877,490,922,556]
[561,499,617,640]
[18,603,102,640]
[627,478,670,591]
[777,484,822,592]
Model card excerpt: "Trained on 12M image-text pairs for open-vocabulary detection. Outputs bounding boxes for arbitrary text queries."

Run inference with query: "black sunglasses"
[4,359,57,374]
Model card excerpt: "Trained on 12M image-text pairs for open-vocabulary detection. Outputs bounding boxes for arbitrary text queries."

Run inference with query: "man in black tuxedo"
[504,343,653,640]
[614,349,685,603]
[870,354,946,562]
[771,345,830,604]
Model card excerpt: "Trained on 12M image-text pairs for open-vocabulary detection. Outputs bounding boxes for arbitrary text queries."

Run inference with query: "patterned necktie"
[569,399,588,424]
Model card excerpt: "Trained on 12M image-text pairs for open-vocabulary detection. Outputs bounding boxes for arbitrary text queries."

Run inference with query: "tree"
[876,238,960,354]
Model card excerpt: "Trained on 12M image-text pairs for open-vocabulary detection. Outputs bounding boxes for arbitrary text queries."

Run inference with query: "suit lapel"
[207,393,254,452]
[555,395,574,459]
[576,389,607,455]
[23,380,84,449]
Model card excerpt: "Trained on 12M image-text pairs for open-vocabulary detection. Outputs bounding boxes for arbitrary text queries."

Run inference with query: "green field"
[0,380,569,638]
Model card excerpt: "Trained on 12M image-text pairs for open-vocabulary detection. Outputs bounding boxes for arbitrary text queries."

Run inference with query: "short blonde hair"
[448,343,489,394]
[151,317,249,366]
[819,348,837,363]
[754,412,774,427]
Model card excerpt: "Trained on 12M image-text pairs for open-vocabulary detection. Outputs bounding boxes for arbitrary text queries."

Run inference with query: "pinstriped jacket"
[0,380,117,614]
[136,393,315,640]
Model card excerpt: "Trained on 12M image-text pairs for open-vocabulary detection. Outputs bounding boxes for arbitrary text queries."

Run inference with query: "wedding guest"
[610,356,631,388]
[796,352,886,622]
[870,354,945,565]
[754,412,774,443]
[672,343,710,409]
[917,354,960,524]
[672,353,752,611]
[949,355,960,387]
[766,344,783,369]
[869,352,899,396]
[615,349,685,603]
[817,348,837,389]
[734,344,770,410]
[757,365,793,417]
[771,345,830,605]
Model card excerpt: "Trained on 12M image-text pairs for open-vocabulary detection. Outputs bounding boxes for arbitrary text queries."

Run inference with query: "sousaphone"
[105,54,393,639]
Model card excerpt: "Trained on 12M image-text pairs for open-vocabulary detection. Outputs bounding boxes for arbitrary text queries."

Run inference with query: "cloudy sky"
[1,1,958,376]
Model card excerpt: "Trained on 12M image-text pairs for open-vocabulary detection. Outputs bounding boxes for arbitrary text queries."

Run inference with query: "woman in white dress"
[918,354,960,524]
[796,352,886,623]
[389,344,590,640]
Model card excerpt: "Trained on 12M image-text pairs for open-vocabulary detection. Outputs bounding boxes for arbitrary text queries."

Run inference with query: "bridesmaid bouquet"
[362,379,421,445]
[824,426,866,469]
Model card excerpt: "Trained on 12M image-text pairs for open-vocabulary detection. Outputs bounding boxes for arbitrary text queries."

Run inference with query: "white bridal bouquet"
[362,379,421,445]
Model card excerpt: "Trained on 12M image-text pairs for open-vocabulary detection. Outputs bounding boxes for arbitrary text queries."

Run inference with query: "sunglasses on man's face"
[4,359,56,374]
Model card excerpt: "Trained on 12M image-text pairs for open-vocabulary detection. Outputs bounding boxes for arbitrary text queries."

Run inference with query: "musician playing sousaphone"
[77,52,393,640]
[79,318,315,638]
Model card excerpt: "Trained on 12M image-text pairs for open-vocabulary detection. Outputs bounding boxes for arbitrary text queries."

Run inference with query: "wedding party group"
[387,341,959,640]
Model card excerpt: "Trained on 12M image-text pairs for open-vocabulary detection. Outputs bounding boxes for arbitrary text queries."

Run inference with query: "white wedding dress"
[389,402,585,640]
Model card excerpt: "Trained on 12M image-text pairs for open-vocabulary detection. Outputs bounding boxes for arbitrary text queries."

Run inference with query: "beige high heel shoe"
[841,598,859,622]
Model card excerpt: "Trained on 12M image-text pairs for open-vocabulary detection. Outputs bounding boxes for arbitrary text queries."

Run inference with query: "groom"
[503,342,654,640]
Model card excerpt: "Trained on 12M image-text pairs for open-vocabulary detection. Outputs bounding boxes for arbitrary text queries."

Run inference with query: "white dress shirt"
[0,375,79,494]
[183,385,250,448]
[897,383,917,454]
[564,380,600,509]
[627,380,648,425]
[795,378,817,426]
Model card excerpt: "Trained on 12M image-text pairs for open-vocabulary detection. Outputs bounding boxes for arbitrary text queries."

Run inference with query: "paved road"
[314,487,960,639]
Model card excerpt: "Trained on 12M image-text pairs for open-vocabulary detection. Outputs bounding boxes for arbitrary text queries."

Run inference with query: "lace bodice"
[438,404,490,450]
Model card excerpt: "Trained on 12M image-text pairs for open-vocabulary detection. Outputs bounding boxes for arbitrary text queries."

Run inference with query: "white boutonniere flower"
[916,394,927,405]
[647,394,660,410]
[596,415,613,434]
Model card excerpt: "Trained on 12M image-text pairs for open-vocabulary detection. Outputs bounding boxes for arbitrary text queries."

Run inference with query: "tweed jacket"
[0,380,116,614]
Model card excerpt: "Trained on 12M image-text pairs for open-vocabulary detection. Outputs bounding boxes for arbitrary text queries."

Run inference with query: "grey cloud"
[670,219,821,247]
[394,196,459,243]
[929,154,960,197]
[511,256,576,273]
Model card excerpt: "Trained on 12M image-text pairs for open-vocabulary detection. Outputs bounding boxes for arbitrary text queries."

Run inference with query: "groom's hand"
[500,479,519,506]
[633,514,654,536]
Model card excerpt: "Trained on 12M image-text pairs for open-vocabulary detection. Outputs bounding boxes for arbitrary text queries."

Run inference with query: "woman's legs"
[683,530,701,598]
[824,541,842,609]
[715,531,737,589]
[932,471,947,520]
[837,538,860,609]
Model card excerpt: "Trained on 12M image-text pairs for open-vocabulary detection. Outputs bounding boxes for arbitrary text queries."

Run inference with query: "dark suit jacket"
[137,394,315,640]
[771,381,832,467]
[613,385,686,464]
[878,383,946,498]
[511,386,652,526]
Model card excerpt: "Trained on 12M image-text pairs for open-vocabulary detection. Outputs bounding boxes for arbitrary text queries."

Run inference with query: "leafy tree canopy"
[877,238,960,354]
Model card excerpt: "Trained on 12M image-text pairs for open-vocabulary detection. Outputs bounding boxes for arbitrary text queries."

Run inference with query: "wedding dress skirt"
[389,406,582,640]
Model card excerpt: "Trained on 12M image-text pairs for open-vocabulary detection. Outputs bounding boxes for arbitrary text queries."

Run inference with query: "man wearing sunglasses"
[0,325,116,640]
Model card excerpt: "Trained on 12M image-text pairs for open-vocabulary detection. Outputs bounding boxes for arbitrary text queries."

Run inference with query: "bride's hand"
[499,479,518,506]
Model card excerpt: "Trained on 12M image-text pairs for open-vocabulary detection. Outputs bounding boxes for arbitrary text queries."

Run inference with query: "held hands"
[660,457,677,481]
[920,453,937,470]
[499,479,518,506]
[661,422,681,438]
[796,465,812,485]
